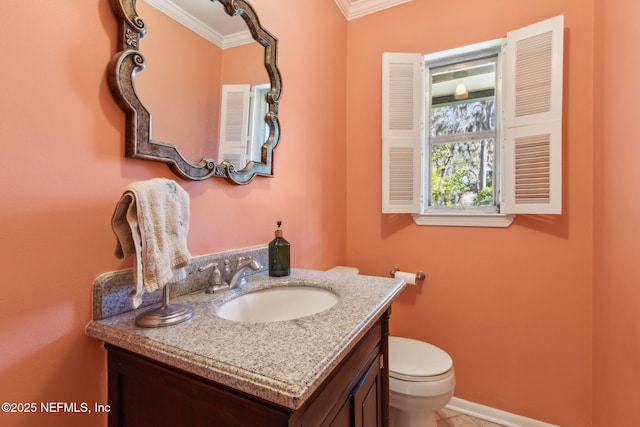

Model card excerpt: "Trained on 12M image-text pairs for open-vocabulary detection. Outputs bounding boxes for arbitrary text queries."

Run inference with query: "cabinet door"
[326,397,353,427]
[326,354,383,427]
[353,355,383,427]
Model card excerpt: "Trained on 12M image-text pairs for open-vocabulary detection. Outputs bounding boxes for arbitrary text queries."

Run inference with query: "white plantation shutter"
[381,53,423,213]
[219,84,251,169]
[502,15,564,214]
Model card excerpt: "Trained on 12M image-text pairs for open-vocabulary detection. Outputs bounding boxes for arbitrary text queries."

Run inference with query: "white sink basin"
[216,285,339,323]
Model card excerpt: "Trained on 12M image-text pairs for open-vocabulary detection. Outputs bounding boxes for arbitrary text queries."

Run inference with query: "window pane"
[427,55,498,209]
[431,100,495,137]
[430,139,495,206]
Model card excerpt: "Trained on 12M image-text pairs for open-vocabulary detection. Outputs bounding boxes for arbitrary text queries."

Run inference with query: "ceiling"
[143,0,412,48]
[145,0,253,48]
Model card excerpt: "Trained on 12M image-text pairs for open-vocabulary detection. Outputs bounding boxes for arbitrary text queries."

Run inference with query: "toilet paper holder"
[390,267,425,283]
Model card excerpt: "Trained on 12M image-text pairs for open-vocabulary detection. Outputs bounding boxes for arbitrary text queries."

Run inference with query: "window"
[382,15,564,227]
[429,54,499,210]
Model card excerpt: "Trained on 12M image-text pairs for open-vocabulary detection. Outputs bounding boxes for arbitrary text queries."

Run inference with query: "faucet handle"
[197,262,215,273]
[249,258,263,270]
[236,256,262,272]
[198,262,229,293]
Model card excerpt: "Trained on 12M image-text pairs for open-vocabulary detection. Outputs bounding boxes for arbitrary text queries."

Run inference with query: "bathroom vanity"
[86,266,405,427]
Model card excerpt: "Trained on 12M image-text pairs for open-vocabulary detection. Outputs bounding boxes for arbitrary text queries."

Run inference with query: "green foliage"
[431,100,495,136]
[429,100,495,206]
[476,185,494,205]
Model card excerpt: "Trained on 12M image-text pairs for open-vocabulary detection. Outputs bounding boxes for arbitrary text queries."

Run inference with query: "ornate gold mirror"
[108,0,281,184]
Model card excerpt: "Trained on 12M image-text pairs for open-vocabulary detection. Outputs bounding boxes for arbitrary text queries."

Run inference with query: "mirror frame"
[107,0,282,184]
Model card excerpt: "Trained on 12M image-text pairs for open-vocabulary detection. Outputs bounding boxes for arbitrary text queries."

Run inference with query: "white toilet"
[388,336,455,427]
[327,266,456,427]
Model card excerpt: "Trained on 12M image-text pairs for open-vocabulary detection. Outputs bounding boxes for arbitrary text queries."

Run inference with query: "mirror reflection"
[107,0,281,184]
[137,0,269,170]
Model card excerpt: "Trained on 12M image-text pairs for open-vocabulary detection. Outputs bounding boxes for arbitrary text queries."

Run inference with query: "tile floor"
[436,407,506,427]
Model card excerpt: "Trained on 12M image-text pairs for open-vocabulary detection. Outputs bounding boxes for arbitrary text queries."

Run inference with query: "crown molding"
[333,0,414,20]
[145,0,253,49]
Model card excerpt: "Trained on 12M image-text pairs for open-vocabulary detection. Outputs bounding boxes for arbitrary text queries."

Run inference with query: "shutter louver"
[389,63,416,131]
[382,53,423,214]
[514,133,551,204]
[515,31,552,117]
[224,92,246,141]
[389,147,415,204]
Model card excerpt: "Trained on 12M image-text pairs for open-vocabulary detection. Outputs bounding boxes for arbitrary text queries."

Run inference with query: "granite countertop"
[86,268,405,409]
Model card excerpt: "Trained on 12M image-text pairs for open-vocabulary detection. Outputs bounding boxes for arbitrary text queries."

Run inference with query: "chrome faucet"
[227,256,263,288]
[198,256,263,293]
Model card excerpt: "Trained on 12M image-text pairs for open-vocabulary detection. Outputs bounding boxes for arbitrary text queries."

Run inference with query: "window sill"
[412,213,515,228]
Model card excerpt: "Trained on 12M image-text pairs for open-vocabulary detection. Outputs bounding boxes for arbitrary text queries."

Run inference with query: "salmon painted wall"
[0,0,346,426]
[345,2,594,426]
[135,0,223,162]
[593,0,640,425]
[221,42,265,86]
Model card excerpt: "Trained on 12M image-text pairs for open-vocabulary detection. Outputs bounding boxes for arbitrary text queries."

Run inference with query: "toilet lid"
[388,336,453,381]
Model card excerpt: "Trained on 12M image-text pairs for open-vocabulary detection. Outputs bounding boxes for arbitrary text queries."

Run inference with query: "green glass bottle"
[269,221,290,277]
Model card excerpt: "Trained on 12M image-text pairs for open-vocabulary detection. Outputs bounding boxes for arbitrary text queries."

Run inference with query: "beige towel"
[111,178,191,309]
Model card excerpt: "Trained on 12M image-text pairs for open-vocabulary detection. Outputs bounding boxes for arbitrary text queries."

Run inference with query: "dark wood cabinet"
[328,352,383,427]
[106,310,390,427]
[353,354,384,427]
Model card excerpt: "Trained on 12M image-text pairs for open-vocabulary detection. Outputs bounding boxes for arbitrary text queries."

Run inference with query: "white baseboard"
[446,397,559,427]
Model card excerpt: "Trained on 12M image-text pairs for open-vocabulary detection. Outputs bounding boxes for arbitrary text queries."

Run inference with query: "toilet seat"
[389,336,453,382]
